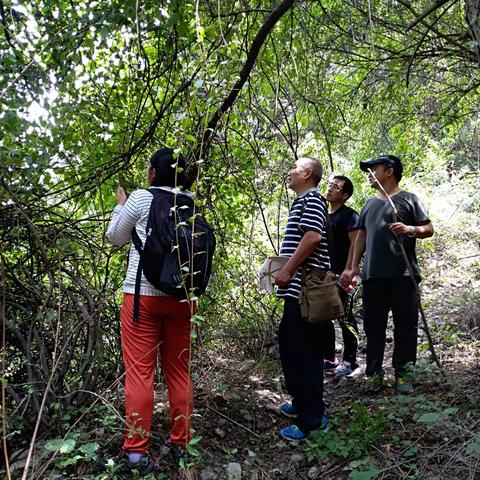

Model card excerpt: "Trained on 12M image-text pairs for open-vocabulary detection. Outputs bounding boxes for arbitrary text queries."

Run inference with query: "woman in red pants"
[107,148,195,476]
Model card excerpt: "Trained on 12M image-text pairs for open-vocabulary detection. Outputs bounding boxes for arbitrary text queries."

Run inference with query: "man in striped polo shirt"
[275,157,331,441]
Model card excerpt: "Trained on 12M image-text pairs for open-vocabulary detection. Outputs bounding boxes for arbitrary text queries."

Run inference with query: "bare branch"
[406,0,455,31]
[192,0,297,160]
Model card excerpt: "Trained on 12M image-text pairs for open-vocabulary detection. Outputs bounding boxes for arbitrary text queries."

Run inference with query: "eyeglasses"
[328,182,343,192]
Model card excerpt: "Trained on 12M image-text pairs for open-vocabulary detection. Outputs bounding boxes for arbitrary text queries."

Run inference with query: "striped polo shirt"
[277,189,331,300]
[107,186,195,296]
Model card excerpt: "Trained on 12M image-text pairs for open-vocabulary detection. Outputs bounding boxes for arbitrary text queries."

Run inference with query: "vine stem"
[21,257,64,480]
[1,246,12,479]
[367,168,446,377]
[206,406,260,438]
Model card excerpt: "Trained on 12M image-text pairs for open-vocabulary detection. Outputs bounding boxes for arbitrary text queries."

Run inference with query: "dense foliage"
[1,0,479,478]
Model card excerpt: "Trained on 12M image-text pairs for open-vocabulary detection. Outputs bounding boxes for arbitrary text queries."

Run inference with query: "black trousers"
[278,299,326,434]
[363,277,419,377]
[324,288,359,365]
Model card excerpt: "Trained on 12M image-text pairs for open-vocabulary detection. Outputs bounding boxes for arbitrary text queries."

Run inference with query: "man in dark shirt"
[341,155,434,394]
[324,175,360,379]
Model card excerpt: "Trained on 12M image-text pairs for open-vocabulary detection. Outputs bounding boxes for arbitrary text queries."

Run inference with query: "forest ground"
[90,281,480,480]
[7,280,480,480]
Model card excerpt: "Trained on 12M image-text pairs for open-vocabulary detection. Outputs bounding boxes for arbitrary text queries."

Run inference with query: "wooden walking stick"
[367,168,446,378]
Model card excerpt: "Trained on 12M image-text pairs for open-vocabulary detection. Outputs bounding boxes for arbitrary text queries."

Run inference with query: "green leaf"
[403,446,419,458]
[467,441,480,454]
[442,407,458,416]
[418,412,440,423]
[44,438,76,454]
[57,454,82,467]
[349,469,379,480]
[188,435,202,446]
[79,441,100,459]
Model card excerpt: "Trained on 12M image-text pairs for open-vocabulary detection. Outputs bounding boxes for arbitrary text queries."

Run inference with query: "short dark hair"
[386,155,403,182]
[149,148,195,189]
[333,175,354,199]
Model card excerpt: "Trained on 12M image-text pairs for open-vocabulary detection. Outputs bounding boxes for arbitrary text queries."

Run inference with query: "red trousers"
[120,293,194,451]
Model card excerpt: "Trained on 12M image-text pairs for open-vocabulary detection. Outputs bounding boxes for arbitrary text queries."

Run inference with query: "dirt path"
[131,319,480,480]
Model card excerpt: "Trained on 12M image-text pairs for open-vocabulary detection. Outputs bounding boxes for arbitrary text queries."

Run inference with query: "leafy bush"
[43,437,99,469]
[306,402,388,462]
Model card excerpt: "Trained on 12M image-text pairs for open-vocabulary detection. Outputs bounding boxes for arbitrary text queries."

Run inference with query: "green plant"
[179,435,202,469]
[348,468,379,480]
[307,402,388,463]
[43,436,100,469]
[401,360,440,383]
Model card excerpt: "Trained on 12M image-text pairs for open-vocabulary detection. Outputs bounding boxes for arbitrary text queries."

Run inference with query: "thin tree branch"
[406,5,451,87]
[406,0,455,31]
[1,247,12,479]
[21,258,63,480]
[0,0,13,48]
[192,0,297,160]
[396,0,476,60]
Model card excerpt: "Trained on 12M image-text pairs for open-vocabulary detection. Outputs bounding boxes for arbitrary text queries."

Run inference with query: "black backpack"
[131,188,216,321]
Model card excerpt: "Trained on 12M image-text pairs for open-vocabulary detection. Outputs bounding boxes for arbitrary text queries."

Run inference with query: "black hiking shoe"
[395,377,414,394]
[170,444,188,464]
[363,372,385,393]
[114,452,155,478]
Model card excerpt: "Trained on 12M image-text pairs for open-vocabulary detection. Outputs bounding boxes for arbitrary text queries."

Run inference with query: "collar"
[329,203,345,214]
[296,187,318,199]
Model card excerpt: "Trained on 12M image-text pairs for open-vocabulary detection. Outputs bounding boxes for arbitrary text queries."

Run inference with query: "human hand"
[116,186,128,205]
[274,267,293,288]
[389,222,413,236]
[339,268,359,290]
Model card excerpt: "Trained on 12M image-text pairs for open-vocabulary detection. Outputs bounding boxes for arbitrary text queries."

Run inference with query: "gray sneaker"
[395,377,414,394]
[334,361,353,379]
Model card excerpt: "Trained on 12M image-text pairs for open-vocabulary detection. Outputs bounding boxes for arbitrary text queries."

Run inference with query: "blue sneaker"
[279,402,297,418]
[280,424,306,441]
[280,416,329,442]
[334,361,361,379]
[319,415,329,432]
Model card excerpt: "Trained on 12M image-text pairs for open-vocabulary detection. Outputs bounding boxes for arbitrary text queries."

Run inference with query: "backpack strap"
[129,190,155,323]
[130,226,144,323]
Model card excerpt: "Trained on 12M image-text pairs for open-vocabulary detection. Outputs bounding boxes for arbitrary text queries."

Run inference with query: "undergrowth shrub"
[306,401,388,462]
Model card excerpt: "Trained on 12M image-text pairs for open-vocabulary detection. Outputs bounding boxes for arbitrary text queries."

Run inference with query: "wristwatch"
[407,226,416,238]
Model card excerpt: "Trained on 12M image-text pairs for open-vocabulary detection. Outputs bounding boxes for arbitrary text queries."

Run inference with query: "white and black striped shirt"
[277,189,331,300]
[106,186,195,296]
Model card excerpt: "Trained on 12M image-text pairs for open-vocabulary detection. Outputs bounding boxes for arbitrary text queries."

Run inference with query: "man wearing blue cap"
[340,155,434,394]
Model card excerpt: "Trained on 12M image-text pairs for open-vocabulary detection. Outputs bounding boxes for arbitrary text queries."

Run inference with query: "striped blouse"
[277,189,331,300]
[106,186,195,296]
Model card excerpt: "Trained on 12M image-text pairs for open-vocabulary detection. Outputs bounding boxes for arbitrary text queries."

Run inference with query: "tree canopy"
[1,1,480,479]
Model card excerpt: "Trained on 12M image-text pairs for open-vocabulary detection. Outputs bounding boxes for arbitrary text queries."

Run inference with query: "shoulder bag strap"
[299,194,334,277]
